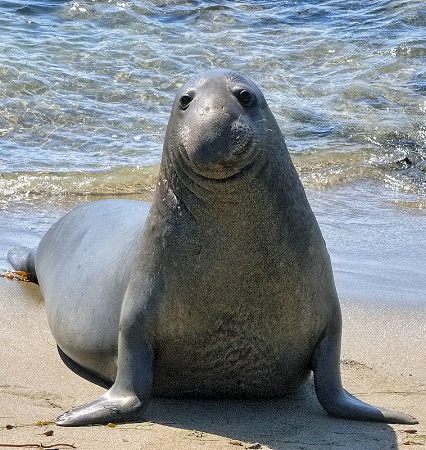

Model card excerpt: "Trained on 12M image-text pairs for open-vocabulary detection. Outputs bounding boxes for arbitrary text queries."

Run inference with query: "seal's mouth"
[180,137,258,180]
[232,142,251,156]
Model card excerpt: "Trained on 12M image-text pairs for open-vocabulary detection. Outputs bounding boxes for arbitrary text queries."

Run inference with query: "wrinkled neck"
[158,133,305,224]
[162,147,256,217]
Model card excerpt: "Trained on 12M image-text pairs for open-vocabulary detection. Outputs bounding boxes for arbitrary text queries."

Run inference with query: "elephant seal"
[8,68,417,426]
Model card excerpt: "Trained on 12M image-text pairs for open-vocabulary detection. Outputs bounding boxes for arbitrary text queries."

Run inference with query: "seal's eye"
[179,94,193,109]
[235,89,253,106]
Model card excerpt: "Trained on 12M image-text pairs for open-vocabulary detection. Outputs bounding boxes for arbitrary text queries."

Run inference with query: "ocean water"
[0,0,425,303]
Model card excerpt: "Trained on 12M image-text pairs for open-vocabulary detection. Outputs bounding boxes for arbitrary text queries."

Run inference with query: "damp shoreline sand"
[0,278,424,450]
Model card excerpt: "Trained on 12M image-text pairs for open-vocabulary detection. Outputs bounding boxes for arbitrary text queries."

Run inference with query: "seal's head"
[165,68,272,179]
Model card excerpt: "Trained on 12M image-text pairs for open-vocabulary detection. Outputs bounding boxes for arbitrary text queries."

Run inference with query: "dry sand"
[0,277,424,449]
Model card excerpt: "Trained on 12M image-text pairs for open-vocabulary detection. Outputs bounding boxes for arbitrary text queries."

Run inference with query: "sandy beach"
[0,277,424,450]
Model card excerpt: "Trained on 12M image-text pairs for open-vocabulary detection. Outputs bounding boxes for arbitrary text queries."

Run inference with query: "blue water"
[0,0,425,303]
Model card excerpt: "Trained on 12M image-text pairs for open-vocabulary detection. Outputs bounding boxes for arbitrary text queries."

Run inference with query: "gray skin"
[8,69,417,427]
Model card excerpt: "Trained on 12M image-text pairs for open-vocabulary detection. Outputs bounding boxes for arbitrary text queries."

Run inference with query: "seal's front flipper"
[7,246,38,283]
[56,391,145,427]
[56,334,154,426]
[312,328,418,424]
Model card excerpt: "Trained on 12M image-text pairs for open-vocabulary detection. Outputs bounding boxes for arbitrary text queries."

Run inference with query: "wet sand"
[0,277,424,449]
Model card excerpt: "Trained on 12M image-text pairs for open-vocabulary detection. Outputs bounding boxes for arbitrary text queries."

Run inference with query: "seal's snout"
[181,113,252,167]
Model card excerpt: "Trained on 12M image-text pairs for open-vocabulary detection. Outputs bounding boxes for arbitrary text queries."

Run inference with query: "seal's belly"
[151,306,318,398]
[153,349,311,398]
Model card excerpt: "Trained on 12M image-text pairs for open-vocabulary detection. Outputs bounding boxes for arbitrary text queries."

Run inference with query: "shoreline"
[0,278,424,449]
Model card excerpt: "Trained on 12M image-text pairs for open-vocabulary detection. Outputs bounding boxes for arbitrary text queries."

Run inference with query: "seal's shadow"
[145,383,398,449]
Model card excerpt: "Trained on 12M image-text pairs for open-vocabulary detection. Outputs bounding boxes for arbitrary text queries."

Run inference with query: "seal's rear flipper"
[7,246,38,283]
[312,328,418,424]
